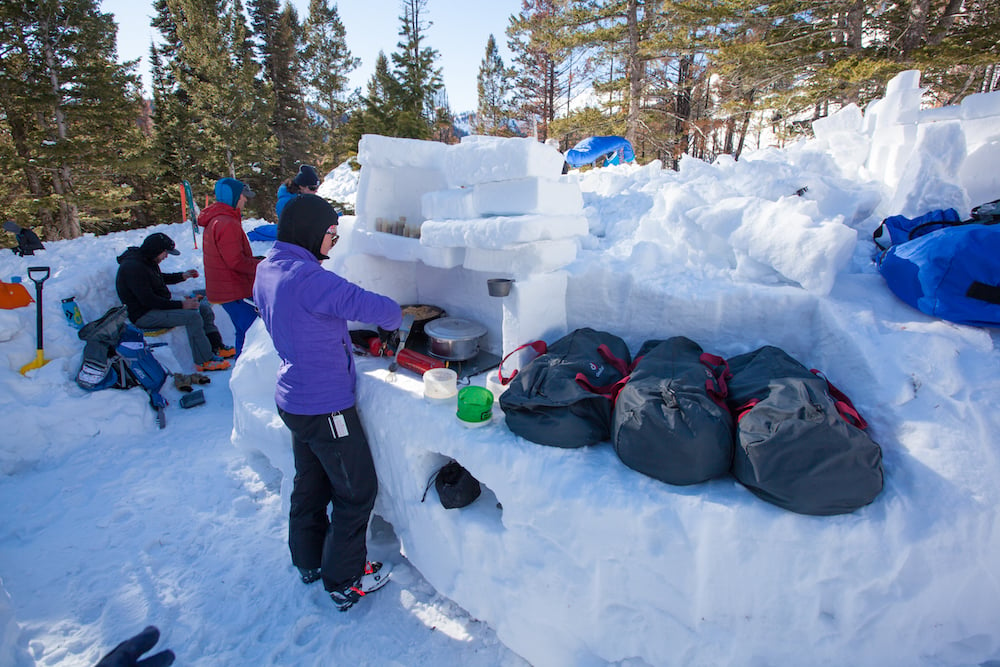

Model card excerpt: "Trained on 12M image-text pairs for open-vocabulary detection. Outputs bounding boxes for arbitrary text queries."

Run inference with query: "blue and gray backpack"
[76,305,170,427]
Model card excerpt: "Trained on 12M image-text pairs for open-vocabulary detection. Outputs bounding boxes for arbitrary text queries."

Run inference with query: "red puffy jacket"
[197,202,261,303]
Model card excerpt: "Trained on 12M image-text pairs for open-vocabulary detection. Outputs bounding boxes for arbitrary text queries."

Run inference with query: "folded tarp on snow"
[565,136,635,168]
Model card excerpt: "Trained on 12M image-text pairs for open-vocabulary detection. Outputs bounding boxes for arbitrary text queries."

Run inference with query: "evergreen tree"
[0,0,150,239]
[250,0,312,183]
[302,0,360,164]
[152,0,276,217]
[476,34,515,135]
[507,0,572,143]
[391,0,444,139]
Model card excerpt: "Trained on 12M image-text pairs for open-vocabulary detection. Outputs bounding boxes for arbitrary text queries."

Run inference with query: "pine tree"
[476,34,515,135]
[391,0,444,139]
[0,0,151,239]
[506,0,572,143]
[250,0,312,181]
[302,0,360,164]
[152,0,276,217]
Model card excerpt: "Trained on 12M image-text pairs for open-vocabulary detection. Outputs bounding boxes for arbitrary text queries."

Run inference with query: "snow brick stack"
[353,134,588,353]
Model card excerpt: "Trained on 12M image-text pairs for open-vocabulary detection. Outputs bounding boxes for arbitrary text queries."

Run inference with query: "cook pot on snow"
[423,317,488,361]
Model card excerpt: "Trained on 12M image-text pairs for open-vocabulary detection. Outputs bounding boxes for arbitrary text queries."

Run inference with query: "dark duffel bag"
[726,346,884,516]
[612,337,734,486]
[500,328,632,448]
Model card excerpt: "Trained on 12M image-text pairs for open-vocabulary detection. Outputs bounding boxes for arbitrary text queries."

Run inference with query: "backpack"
[612,337,734,486]
[499,328,632,448]
[725,346,883,516]
[877,223,1000,327]
[77,305,170,428]
[872,208,963,251]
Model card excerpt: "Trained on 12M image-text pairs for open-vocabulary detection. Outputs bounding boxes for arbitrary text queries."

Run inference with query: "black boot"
[207,331,224,351]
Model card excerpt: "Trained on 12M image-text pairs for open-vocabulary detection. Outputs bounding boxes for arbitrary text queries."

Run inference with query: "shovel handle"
[28,266,50,285]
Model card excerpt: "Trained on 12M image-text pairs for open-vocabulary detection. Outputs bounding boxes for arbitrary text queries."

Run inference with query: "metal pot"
[423,317,487,361]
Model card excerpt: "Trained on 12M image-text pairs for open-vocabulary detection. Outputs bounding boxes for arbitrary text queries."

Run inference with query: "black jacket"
[115,247,185,322]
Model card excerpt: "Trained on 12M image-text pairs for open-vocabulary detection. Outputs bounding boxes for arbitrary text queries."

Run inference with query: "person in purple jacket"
[253,193,401,612]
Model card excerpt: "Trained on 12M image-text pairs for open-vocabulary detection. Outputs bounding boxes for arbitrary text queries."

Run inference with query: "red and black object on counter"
[349,329,394,357]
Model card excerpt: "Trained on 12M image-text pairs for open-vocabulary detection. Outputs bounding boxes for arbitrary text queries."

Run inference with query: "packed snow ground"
[3,72,1000,666]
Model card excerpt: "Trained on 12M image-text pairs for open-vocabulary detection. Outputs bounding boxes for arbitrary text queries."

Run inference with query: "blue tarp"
[565,136,635,168]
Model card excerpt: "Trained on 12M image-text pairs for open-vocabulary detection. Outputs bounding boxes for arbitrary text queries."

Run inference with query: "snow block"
[463,239,578,275]
[422,187,476,221]
[441,136,566,187]
[473,177,584,217]
[358,134,449,169]
[419,214,588,250]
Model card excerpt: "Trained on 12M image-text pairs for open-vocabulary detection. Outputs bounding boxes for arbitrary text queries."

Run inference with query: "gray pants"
[135,301,219,364]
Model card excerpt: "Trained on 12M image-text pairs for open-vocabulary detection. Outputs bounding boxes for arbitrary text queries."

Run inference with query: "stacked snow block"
[725,346,884,516]
[611,337,734,486]
[354,134,587,274]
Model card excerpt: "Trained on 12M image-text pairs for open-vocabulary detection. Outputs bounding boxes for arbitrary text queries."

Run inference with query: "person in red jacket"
[197,177,262,359]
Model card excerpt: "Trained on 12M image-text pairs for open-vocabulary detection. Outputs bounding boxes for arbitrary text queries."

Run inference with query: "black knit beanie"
[277,194,339,261]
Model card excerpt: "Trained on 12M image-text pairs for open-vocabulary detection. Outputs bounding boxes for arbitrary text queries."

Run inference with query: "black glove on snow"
[95,626,175,667]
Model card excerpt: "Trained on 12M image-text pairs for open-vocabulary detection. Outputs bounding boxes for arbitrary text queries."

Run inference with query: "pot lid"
[423,317,487,341]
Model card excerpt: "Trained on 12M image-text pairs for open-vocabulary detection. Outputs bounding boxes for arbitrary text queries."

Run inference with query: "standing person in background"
[198,177,261,359]
[275,165,321,218]
[254,194,401,612]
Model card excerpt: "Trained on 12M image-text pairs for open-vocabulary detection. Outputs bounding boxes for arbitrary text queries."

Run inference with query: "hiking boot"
[328,561,392,612]
[214,345,236,359]
[297,567,321,585]
[196,356,230,372]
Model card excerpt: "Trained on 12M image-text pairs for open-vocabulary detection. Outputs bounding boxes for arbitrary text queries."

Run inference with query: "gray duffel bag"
[726,346,884,515]
[612,337,734,485]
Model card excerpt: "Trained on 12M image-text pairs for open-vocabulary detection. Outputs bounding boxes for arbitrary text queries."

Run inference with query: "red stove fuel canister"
[395,348,447,375]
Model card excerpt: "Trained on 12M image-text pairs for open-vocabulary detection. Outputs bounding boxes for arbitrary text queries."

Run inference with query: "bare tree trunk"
[900,0,930,55]
[40,15,81,239]
[674,56,692,162]
[928,0,965,46]
[625,0,644,147]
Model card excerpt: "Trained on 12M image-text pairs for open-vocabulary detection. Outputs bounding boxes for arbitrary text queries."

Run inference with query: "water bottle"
[62,296,84,329]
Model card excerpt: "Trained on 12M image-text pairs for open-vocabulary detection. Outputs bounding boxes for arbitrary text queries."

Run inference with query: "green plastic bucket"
[457,386,494,427]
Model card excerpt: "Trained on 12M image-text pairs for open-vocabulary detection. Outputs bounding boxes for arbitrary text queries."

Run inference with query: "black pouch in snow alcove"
[421,460,482,509]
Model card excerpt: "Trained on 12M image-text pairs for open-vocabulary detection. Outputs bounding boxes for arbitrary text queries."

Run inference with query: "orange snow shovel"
[20,266,51,375]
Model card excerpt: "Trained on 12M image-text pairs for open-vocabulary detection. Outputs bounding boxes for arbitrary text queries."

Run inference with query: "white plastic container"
[486,370,507,399]
[423,367,458,403]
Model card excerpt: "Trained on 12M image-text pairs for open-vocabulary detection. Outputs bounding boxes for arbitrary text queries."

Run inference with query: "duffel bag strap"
[811,369,868,429]
[574,372,631,406]
[699,352,732,409]
[498,340,548,384]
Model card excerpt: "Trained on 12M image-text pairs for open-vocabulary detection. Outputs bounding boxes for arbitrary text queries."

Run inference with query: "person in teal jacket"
[275,164,320,218]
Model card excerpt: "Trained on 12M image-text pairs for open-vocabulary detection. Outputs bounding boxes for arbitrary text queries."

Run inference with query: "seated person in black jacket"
[115,232,231,372]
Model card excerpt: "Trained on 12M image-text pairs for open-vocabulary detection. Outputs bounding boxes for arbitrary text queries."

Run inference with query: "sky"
[99,0,524,113]
[3,74,1000,666]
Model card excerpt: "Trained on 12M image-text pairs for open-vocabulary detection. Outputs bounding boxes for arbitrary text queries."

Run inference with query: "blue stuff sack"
[878,223,1000,327]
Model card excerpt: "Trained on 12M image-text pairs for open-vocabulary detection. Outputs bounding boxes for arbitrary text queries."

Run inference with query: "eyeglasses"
[306,185,319,192]
[325,227,339,245]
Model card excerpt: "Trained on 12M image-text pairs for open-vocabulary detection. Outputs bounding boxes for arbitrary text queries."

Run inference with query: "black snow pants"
[278,406,378,591]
